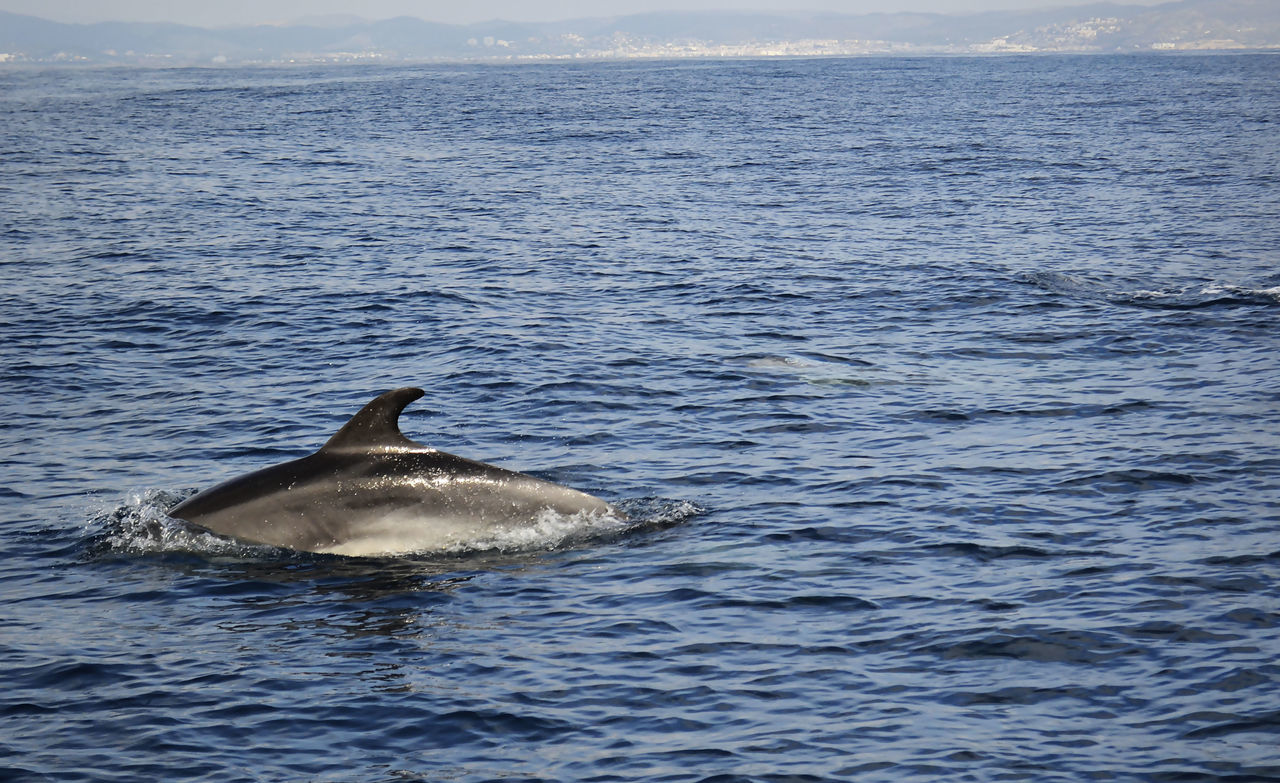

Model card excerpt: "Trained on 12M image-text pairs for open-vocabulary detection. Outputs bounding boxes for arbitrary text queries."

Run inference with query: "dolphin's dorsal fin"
[321,387,427,453]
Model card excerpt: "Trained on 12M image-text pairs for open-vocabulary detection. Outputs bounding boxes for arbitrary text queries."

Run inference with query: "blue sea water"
[1,54,1279,781]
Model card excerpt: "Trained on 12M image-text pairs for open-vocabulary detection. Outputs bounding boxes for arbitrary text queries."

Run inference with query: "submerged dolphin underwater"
[167,387,620,556]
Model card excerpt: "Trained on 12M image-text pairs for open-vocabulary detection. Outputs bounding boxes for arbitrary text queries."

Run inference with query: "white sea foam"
[1124,282,1280,306]
[1201,283,1280,301]
[95,488,251,557]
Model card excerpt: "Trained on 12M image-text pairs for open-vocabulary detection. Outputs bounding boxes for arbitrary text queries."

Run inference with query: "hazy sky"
[0,0,1172,27]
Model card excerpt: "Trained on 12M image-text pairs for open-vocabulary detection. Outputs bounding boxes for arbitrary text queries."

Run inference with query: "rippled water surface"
[2,55,1279,782]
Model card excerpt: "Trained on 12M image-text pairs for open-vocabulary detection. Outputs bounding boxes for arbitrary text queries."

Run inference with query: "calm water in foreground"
[1,54,1278,782]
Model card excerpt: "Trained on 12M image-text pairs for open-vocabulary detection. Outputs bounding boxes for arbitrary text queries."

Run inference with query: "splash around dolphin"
[167,387,621,557]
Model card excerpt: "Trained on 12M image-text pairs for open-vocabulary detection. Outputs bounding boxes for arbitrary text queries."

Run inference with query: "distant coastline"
[2,0,1278,66]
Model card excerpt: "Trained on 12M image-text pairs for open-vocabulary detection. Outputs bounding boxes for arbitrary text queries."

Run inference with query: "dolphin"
[167,387,619,556]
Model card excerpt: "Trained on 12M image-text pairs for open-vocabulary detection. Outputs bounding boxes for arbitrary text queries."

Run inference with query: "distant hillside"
[2,0,1277,65]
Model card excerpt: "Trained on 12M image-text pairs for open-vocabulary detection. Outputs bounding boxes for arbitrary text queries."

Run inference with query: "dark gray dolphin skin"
[167,387,618,556]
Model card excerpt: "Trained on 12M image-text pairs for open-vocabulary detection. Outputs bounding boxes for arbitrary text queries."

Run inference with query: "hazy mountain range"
[2,0,1277,65]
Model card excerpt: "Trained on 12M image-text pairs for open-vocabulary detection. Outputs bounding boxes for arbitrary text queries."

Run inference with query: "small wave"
[924,628,1139,664]
[721,593,880,613]
[942,685,1091,707]
[1022,270,1280,310]
[908,399,1156,423]
[615,497,704,528]
[1197,550,1280,567]
[736,353,886,388]
[1121,283,1280,310]
[1021,270,1110,300]
[922,541,1056,562]
[1056,469,1198,492]
[1181,709,1280,739]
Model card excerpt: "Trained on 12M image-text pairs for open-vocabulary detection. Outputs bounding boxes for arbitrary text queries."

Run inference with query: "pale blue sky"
[1,0,1172,27]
